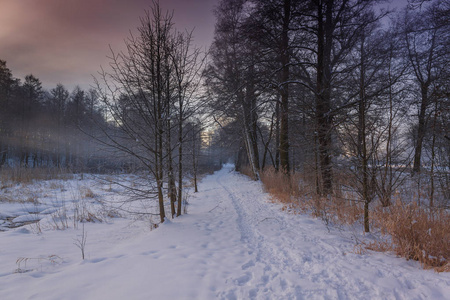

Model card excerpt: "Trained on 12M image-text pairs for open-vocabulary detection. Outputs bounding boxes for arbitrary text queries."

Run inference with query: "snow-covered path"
[1,164,449,299]
[196,165,450,299]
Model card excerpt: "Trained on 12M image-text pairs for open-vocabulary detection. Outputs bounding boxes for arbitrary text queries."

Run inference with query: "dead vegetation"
[251,167,450,272]
[372,201,450,271]
[0,167,73,185]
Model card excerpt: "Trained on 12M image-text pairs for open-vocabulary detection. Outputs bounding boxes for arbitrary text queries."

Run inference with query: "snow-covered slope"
[1,164,449,299]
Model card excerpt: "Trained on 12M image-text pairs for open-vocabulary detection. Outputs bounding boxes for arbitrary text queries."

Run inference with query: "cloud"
[0,0,217,90]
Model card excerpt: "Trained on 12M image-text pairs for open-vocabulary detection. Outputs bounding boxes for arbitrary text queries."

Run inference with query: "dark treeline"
[204,0,449,231]
[0,61,111,171]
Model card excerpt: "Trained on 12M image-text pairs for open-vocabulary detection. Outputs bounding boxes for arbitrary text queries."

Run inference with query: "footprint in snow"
[141,250,158,256]
[241,260,255,270]
[88,257,107,263]
[235,272,253,286]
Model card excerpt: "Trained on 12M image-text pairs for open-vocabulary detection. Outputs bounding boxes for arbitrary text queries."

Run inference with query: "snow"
[1,164,449,299]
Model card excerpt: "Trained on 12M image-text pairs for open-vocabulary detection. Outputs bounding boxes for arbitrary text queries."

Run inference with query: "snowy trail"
[207,165,450,299]
[1,164,449,299]
[166,164,450,299]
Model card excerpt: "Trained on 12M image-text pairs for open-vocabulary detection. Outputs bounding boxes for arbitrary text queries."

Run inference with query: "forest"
[0,0,449,269]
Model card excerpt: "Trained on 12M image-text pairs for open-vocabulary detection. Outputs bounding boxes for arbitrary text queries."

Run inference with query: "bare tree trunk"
[0,143,6,168]
[250,95,260,172]
[259,112,275,171]
[242,123,259,180]
[314,134,321,195]
[380,65,394,207]
[247,64,260,178]
[167,118,177,218]
[157,127,166,223]
[157,53,166,222]
[429,100,439,207]
[279,0,291,174]
[193,128,198,193]
[275,99,280,171]
[177,98,183,217]
[413,84,429,174]
[239,76,259,179]
[358,39,371,233]
[316,0,333,195]
[157,177,165,223]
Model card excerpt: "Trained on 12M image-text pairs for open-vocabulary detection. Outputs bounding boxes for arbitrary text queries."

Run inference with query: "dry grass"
[243,166,449,271]
[80,187,96,199]
[0,167,73,185]
[240,166,257,180]
[259,167,302,203]
[0,192,39,204]
[0,194,15,203]
[16,255,62,273]
[49,181,65,190]
[372,201,450,271]
[259,167,362,226]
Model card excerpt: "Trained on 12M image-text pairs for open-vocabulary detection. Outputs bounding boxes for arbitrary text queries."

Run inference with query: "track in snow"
[1,165,448,300]
[201,164,450,299]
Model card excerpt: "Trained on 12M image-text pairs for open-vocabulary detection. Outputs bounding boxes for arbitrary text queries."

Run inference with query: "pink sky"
[0,0,218,90]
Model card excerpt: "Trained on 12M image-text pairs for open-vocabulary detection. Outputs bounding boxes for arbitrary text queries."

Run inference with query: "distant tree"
[402,0,449,174]
[48,84,70,167]
[19,74,43,167]
[0,60,18,167]
[206,0,261,179]
[0,63,108,170]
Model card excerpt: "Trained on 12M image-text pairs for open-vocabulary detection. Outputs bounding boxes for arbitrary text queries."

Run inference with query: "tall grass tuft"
[259,167,302,204]
[372,201,450,271]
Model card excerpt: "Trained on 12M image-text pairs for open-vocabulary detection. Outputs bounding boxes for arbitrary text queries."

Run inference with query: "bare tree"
[339,20,409,232]
[373,29,411,209]
[402,1,449,174]
[94,1,204,223]
[250,0,310,174]
[95,2,176,223]
[170,30,206,216]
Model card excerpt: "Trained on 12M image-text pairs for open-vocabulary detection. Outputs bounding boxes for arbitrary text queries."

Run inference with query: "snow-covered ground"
[1,164,449,299]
